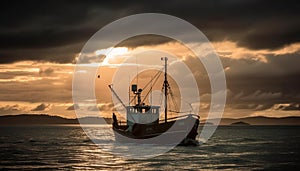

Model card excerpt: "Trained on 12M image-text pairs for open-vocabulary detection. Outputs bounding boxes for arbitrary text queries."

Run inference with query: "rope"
[141,71,163,104]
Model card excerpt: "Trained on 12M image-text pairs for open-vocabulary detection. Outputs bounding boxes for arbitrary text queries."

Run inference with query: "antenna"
[161,57,168,123]
[136,56,138,86]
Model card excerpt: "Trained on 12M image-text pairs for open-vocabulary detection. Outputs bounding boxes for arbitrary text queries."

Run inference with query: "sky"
[0,0,300,119]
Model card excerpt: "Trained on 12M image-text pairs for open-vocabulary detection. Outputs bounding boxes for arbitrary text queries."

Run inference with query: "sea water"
[0,125,299,170]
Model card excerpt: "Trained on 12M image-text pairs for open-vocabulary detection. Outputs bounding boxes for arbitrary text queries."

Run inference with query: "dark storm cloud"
[66,104,79,110]
[221,53,300,110]
[117,35,173,48]
[86,103,113,111]
[0,0,127,63]
[230,103,274,111]
[223,53,300,99]
[277,103,300,111]
[0,104,22,112]
[1,0,299,63]
[140,0,300,50]
[0,62,74,103]
[99,103,114,111]
[31,103,50,111]
[181,49,300,112]
[39,67,54,75]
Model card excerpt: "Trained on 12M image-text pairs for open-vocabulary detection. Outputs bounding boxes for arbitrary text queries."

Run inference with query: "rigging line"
[159,87,163,106]
[141,71,163,104]
[150,76,153,105]
[141,68,164,91]
[108,84,126,108]
[129,94,137,105]
[163,80,179,113]
[108,84,136,122]
[128,69,162,105]
[170,94,177,112]
[168,85,179,112]
[170,94,196,114]
[159,84,164,106]
[172,94,179,112]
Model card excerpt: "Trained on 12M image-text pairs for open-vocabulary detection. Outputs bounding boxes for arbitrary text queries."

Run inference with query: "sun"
[95,47,129,65]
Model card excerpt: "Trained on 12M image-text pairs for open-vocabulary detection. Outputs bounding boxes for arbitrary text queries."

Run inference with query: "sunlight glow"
[95,47,129,65]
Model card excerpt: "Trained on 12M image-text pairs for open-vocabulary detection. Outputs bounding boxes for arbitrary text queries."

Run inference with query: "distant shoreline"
[0,114,112,125]
[206,116,300,126]
[0,114,300,126]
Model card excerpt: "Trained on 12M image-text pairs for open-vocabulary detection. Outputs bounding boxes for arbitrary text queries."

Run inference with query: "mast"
[162,57,168,123]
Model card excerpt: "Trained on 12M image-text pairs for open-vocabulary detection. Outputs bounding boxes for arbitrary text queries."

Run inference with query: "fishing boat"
[110,57,200,146]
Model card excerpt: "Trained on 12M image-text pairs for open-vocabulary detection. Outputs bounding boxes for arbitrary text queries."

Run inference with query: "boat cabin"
[126,84,160,126]
[126,105,160,126]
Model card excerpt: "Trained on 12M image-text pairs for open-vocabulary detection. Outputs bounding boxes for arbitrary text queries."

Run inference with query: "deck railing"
[116,113,199,126]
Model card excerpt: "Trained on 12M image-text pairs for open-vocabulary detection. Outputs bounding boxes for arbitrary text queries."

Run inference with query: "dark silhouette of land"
[230,121,250,126]
[0,114,112,125]
[0,114,300,126]
[206,116,300,126]
[200,122,214,126]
